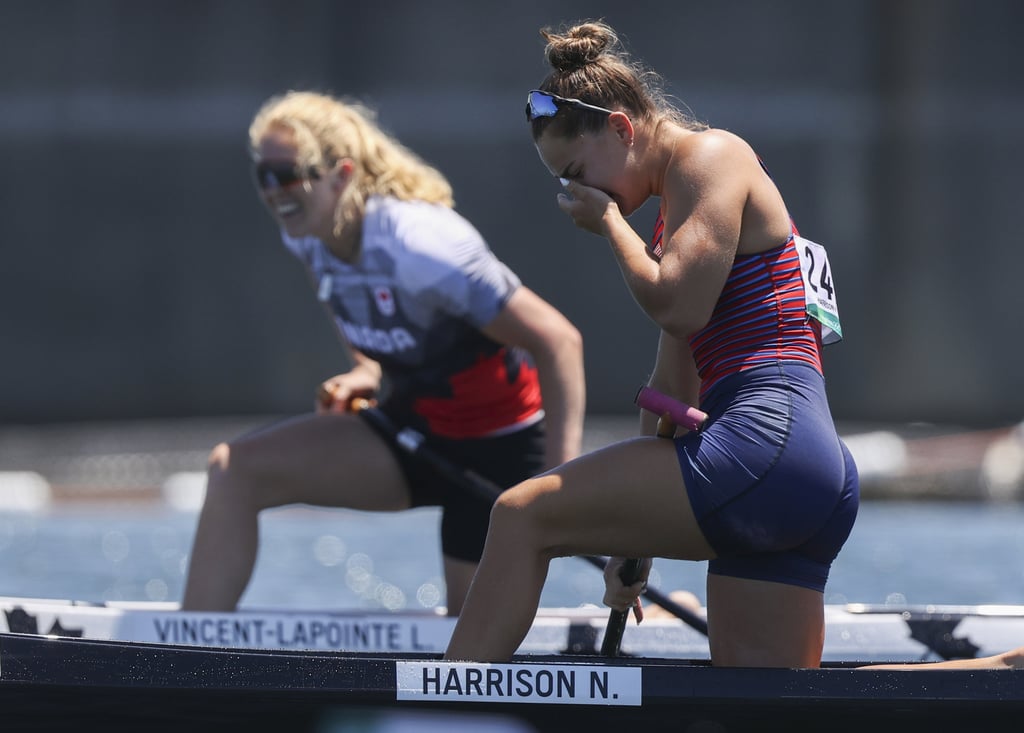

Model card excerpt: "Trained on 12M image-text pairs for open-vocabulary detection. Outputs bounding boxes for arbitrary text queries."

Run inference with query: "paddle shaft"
[599,558,644,656]
[349,399,708,637]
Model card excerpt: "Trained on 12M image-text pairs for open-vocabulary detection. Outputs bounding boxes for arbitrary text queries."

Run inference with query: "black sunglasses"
[525,89,615,122]
[251,160,322,190]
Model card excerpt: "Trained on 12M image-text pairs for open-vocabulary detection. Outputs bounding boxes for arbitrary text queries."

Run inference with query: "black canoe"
[1,632,1021,733]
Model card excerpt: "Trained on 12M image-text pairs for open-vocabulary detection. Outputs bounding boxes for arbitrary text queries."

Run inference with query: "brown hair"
[249,91,454,237]
[530,20,706,141]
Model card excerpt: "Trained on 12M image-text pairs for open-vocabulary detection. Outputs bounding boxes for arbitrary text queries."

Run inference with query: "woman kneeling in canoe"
[447,19,857,668]
[181,90,586,616]
[445,20,1022,671]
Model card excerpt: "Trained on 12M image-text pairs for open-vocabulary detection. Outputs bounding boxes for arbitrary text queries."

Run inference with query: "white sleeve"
[394,212,521,327]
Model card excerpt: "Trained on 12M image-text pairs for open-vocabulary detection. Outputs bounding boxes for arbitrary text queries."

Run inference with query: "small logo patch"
[373,286,396,316]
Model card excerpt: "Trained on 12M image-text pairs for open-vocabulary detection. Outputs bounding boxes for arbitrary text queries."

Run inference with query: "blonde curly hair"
[249,91,454,237]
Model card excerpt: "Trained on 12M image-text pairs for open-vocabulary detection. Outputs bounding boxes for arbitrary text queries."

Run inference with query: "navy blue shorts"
[675,361,859,592]
[370,412,546,563]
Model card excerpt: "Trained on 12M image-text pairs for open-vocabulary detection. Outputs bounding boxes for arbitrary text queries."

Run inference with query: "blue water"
[1,501,1023,610]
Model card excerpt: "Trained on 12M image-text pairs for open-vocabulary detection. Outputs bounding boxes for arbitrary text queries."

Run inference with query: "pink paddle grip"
[634,386,708,432]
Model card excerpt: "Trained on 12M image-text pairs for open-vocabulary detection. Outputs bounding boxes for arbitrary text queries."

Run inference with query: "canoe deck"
[3,595,1024,663]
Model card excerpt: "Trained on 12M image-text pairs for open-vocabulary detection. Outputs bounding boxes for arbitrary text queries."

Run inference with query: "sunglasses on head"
[251,160,322,190]
[525,89,615,122]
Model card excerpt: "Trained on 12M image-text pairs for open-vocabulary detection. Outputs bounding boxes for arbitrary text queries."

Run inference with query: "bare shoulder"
[666,127,759,203]
[675,128,758,171]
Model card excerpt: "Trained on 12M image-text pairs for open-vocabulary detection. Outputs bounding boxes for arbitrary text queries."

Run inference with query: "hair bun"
[542,21,618,73]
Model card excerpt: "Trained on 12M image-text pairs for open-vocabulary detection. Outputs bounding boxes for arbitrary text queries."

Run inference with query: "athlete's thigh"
[520,437,714,561]
[224,413,411,511]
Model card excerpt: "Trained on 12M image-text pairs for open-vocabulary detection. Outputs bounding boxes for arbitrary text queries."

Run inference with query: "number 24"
[803,246,835,300]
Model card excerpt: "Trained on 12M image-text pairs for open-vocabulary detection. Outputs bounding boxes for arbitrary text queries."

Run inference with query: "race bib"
[796,236,842,344]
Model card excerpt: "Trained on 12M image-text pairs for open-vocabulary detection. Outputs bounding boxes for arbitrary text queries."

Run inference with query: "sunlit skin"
[444,112,829,666]
[535,112,653,219]
[517,111,1024,672]
[251,126,382,415]
[252,126,357,261]
[535,112,793,341]
[183,105,587,618]
[444,14,1024,668]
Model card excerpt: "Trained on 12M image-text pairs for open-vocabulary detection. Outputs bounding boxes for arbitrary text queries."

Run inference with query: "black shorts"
[373,418,546,562]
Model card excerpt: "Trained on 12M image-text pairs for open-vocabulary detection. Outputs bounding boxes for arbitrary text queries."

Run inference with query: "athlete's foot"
[863,646,1024,671]
[999,647,1024,669]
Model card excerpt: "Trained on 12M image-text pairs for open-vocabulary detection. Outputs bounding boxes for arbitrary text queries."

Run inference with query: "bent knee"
[204,442,252,504]
[208,442,231,473]
[489,482,543,530]
[489,478,563,555]
[491,475,558,518]
[490,484,532,525]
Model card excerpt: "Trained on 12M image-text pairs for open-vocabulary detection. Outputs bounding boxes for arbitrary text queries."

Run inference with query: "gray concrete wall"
[2,0,1022,425]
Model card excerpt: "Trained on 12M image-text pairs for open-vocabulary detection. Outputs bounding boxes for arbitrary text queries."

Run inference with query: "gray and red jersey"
[282,196,542,438]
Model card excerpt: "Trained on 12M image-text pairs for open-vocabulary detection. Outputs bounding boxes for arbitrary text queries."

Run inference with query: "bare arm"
[640,330,701,436]
[559,130,751,339]
[481,286,586,469]
[636,133,746,336]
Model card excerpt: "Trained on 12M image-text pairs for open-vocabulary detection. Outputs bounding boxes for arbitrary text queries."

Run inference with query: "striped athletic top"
[650,211,823,400]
